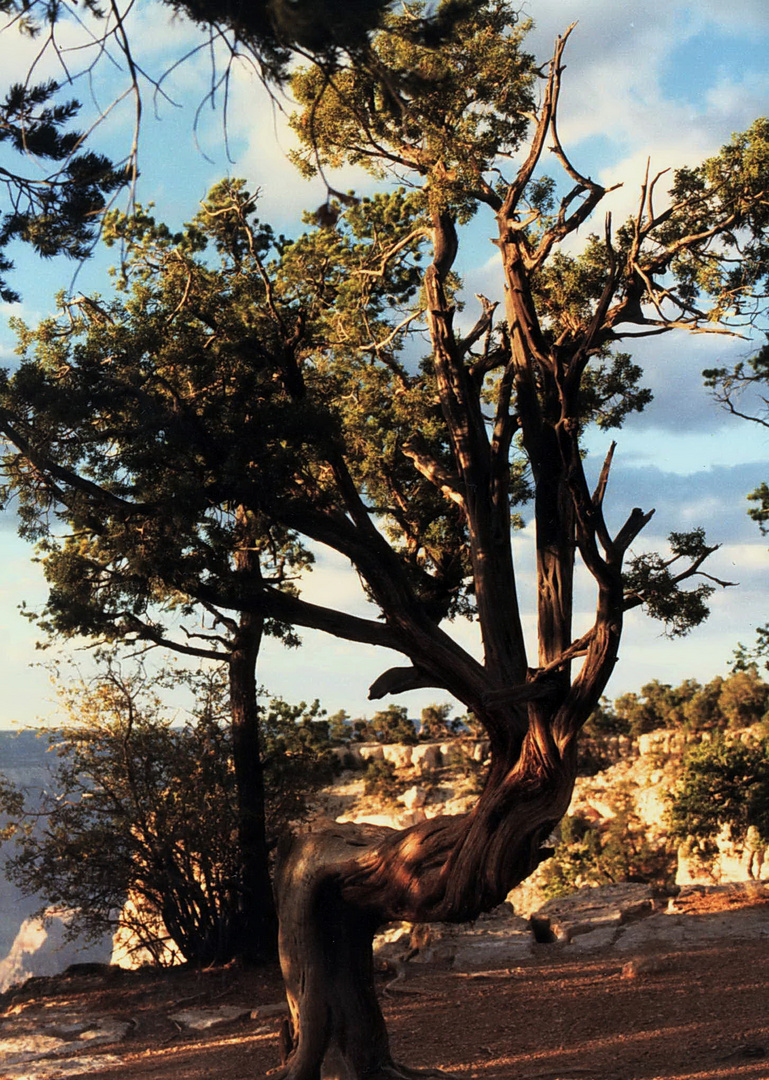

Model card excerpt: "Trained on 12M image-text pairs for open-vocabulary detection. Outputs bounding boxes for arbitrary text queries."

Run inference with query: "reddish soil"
[3,892,769,1080]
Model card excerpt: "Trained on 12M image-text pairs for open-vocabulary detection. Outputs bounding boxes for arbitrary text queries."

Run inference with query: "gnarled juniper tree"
[268,8,764,1071]
[1,3,768,1075]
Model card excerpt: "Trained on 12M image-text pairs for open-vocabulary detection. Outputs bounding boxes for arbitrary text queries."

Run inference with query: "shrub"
[3,662,335,966]
[668,734,769,865]
[419,703,463,740]
[357,705,418,745]
[363,758,400,800]
[445,743,485,794]
[541,788,675,899]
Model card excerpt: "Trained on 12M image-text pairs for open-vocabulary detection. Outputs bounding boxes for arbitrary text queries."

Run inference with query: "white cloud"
[720,543,769,571]
[684,0,769,32]
[705,71,769,127]
[522,0,767,193]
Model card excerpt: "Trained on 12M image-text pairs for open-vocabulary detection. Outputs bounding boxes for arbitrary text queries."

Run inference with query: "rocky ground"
[4,736,768,1079]
[2,882,768,1080]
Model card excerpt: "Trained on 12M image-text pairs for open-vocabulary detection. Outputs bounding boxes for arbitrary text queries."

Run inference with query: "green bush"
[541,788,675,899]
[445,743,485,794]
[1,663,335,966]
[356,705,418,745]
[363,758,400,800]
[419,703,463,740]
[668,734,769,865]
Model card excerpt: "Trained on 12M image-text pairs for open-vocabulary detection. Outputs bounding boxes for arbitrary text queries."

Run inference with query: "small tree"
[614,680,689,736]
[259,695,337,829]
[717,667,769,728]
[0,181,331,963]
[327,709,353,743]
[5,661,334,966]
[361,705,418,745]
[419,702,458,740]
[669,734,769,867]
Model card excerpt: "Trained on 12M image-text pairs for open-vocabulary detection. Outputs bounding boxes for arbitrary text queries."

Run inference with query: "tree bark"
[275,824,411,1080]
[274,709,577,1079]
[228,609,279,964]
[228,504,278,964]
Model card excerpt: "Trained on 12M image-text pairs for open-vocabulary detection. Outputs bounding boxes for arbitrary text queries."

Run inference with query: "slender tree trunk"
[227,504,278,964]
[228,608,279,965]
[535,455,575,681]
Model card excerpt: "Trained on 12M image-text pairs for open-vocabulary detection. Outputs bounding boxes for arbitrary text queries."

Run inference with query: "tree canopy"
[1,0,761,864]
[0,0,478,300]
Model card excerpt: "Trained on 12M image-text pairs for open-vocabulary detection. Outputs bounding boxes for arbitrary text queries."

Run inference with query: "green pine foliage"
[356,705,418,745]
[0,0,479,298]
[0,78,124,302]
[590,668,769,740]
[0,177,476,650]
[363,758,401,801]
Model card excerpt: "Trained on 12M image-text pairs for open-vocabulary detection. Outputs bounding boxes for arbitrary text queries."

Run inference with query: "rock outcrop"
[530,883,662,945]
[0,987,131,1079]
[3,882,768,1079]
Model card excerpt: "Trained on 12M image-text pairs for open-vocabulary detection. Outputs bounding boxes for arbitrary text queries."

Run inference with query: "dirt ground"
[3,890,769,1080]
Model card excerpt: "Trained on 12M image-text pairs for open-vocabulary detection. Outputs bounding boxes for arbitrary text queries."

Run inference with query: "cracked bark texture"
[275,717,576,1080]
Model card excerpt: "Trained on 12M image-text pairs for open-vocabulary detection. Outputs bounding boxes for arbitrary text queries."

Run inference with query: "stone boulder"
[411,744,442,772]
[398,785,427,810]
[357,744,385,763]
[169,1006,252,1031]
[373,903,535,972]
[381,744,414,769]
[337,808,426,830]
[450,936,533,970]
[677,824,767,886]
[0,1011,130,1078]
[531,883,661,943]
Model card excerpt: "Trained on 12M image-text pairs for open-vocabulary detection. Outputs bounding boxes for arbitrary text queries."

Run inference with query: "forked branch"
[500,24,576,219]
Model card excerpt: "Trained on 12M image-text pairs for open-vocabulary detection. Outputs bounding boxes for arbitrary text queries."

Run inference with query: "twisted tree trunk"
[275,712,577,1079]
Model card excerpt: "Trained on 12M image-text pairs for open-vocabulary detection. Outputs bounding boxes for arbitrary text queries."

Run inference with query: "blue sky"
[0,0,768,728]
